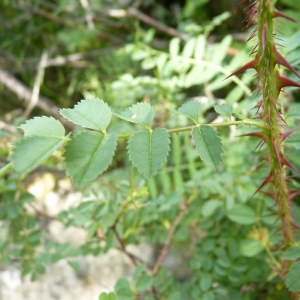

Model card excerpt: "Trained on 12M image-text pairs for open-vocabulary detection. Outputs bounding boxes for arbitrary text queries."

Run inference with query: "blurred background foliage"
[1,0,300,299]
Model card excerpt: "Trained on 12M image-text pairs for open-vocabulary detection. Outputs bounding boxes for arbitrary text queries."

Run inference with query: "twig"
[79,0,95,30]
[23,51,48,119]
[152,203,188,275]
[107,7,189,41]
[0,67,74,129]
[111,224,138,266]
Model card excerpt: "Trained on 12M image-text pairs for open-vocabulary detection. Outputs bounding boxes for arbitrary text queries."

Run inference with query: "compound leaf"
[114,102,154,127]
[60,98,111,131]
[287,261,300,292]
[20,116,65,137]
[128,128,170,178]
[214,104,232,118]
[192,125,223,168]
[64,131,117,185]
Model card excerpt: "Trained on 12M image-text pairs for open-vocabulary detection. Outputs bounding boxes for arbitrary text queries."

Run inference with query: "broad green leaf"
[64,131,117,185]
[214,104,232,118]
[68,261,80,272]
[169,37,180,57]
[128,128,170,178]
[239,239,264,257]
[202,200,222,217]
[192,125,223,168]
[20,116,65,137]
[99,293,117,300]
[114,103,154,127]
[60,98,111,131]
[283,246,300,260]
[136,274,153,292]
[115,278,134,300]
[286,261,300,291]
[11,136,65,174]
[227,204,256,225]
[133,264,146,280]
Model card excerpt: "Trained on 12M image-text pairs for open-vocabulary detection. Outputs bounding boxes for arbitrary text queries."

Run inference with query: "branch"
[107,8,189,41]
[152,202,188,275]
[0,67,74,129]
[111,224,138,266]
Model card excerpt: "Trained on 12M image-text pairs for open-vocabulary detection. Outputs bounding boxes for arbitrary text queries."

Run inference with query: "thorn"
[289,190,300,200]
[282,156,300,175]
[281,127,300,141]
[273,10,297,23]
[274,47,300,79]
[252,171,272,197]
[277,74,300,90]
[237,131,264,138]
[224,59,257,80]
[273,139,282,170]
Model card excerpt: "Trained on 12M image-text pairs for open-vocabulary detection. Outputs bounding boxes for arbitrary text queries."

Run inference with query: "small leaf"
[194,34,206,60]
[283,246,300,260]
[68,261,80,272]
[64,131,117,185]
[136,274,153,292]
[181,37,196,58]
[200,273,212,291]
[128,128,170,178]
[60,98,111,131]
[177,101,201,120]
[169,37,180,57]
[239,239,264,257]
[202,200,222,217]
[11,136,65,174]
[114,103,154,127]
[286,261,300,291]
[227,204,256,225]
[192,125,223,168]
[214,104,232,118]
[20,116,65,137]
[115,278,134,300]
[99,292,118,300]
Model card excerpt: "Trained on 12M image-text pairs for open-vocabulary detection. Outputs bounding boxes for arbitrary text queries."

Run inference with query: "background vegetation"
[1,0,300,299]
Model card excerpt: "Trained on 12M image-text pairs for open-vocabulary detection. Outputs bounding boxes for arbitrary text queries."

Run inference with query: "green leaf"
[192,125,223,168]
[239,239,264,257]
[135,274,153,292]
[194,34,206,60]
[99,292,118,300]
[283,246,300,260]
[169,37,180,57]
[171,101,201,121]
[115,278,134,300]
[20,116,65,137]
[11,116,66,173]
[181,37,196,58]
[60,98,111,131]
[114,103,154,127]
[286,261,300,291]
[227,204,256,225]
[11,136,65,174]
[68,261,80,272]
[214,104,232,118]
[128,128,170,179]
[64,131,118,185]
[202,200,222,217]
[200,273,212,291]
